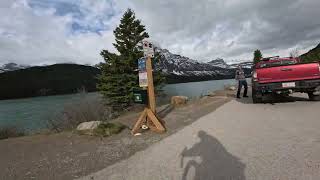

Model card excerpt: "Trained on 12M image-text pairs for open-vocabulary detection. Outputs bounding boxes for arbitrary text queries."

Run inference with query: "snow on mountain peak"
[0,63,30,73]
[155,47,253,79]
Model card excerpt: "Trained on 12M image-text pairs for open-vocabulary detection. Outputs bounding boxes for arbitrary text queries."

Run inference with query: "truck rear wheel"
[308,92,320,101]
[252,89,263,103]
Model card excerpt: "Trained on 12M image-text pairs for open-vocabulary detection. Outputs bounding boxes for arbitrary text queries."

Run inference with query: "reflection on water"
[164,79,238,99]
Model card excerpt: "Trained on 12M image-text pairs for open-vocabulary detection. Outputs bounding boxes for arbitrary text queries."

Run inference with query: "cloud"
[129,0,320,62]
[0,0,125,65]
[0,0,320,65]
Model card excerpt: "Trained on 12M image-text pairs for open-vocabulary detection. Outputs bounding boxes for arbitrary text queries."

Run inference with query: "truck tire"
[252,89,263,103]
[308,92,320,101]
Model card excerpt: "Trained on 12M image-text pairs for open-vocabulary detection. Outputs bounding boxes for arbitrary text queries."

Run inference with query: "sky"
[1,0,320,65]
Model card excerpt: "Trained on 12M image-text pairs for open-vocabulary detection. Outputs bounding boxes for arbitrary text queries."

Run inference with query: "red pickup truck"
[252,57,320,103]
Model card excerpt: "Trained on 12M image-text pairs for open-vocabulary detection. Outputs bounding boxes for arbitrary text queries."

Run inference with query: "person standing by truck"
[235,65,248,98]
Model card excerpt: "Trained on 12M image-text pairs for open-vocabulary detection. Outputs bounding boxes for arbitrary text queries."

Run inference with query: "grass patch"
[0,127,25,140]
[93,122,127,137]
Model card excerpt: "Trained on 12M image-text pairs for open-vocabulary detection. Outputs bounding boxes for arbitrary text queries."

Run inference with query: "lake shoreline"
[0,78,244,133]
[0,87,236,179]
[0,76,250,101]
[1,84,238,138]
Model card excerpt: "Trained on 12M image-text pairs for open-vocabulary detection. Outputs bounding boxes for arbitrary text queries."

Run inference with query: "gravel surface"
[79,93,320,180]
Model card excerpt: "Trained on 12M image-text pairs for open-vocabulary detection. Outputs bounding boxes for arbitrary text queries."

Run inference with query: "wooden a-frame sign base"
[131,108,166,134]
[132,49,166,135]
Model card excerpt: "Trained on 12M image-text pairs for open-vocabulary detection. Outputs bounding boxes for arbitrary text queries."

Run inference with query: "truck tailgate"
[257,63,320,84]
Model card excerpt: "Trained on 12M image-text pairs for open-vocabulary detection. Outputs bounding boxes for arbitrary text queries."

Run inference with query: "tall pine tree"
[253,49,263,64]
[97,9,164,111]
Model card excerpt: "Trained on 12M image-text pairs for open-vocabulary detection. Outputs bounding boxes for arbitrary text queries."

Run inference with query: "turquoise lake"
[0,78,240,132]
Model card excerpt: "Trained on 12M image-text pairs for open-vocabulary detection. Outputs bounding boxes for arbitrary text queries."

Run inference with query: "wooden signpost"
[132,40,166,135]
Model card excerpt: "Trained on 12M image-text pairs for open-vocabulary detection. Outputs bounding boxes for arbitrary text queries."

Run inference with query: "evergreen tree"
[97,9,164,110]
[253,49,263,64]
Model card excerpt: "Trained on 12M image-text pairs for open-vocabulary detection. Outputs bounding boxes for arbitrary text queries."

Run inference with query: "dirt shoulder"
[0,90,234,180]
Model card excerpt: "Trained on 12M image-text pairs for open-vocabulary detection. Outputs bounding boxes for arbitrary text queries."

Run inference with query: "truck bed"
[256,62,320,84]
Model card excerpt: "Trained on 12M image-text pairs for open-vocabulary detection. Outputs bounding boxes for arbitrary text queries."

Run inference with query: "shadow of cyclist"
[181,131,246,180]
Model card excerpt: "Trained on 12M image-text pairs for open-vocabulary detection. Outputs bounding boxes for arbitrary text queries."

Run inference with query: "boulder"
[77,121,102,131]
[206,91,216,97]
[171,96,188,107]
[228,86,236,91]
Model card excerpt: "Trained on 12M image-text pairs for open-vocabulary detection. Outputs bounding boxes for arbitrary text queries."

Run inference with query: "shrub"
[0,126,25,140]
[47,94,115,132]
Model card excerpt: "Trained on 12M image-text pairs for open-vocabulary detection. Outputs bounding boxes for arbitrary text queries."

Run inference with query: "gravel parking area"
[80,93,320,180]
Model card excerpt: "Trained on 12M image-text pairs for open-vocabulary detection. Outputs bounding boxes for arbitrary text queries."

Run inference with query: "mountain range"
[0,64,100,100]
[1,48,253,83]
[0,43,319,100]
[155,48,252,83]
[300,43,320,62]
[1,42,319,86]
[0,63,30,73]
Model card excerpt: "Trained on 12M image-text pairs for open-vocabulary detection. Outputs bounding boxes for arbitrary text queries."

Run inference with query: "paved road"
[79,94,320,180]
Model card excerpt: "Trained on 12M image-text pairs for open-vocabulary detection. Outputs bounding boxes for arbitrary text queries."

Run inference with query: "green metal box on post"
[133,88,148,104]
